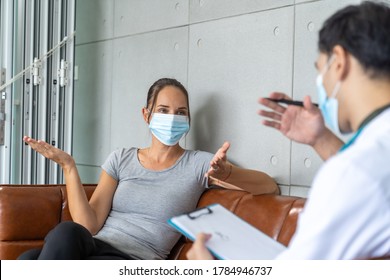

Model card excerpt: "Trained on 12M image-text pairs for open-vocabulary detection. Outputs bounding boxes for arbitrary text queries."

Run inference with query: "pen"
[265,98,318,107]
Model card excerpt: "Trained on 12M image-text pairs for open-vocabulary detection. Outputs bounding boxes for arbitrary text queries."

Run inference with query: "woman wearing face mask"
[189,1,390,260]
[18,78,278,260]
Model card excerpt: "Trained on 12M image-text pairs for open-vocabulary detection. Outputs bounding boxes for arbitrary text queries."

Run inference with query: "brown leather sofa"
[0,184,305,260]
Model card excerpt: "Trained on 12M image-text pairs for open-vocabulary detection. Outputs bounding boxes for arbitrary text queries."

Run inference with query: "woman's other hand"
[205,141,232,180]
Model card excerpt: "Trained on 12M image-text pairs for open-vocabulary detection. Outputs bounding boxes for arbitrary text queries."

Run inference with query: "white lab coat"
[277,108,390,259]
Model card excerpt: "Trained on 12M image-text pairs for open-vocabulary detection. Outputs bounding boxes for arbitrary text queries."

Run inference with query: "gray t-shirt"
[94,147,213,259]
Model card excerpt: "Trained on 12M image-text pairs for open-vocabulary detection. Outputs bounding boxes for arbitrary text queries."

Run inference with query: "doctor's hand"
[258,92,326,147]
[23,136,75,169]
[205,141,232,181]
[186,233,215,260]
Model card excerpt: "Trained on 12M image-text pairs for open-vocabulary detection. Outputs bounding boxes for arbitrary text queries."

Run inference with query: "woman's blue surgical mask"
[149,113,190,146]
[316,56,342,134]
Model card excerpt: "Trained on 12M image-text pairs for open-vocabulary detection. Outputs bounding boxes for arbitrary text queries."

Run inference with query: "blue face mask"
[316,57,342,134]
[149,113,190,146]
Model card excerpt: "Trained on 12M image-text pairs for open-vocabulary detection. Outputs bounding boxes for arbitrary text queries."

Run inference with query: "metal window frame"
[0,0,14,183]
[0,0,75,184]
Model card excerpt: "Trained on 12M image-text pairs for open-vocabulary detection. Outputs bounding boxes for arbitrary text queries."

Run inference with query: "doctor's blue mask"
[316,55,343,134]
[148,112,190,146]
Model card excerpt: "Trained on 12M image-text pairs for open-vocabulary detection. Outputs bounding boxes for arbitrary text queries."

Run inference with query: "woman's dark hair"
[318,1,390,79]
[146,78,190,124]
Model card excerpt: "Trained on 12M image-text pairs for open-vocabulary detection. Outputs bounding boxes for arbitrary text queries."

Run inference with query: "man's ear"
[332,45,350,81]
[142,107,150,124]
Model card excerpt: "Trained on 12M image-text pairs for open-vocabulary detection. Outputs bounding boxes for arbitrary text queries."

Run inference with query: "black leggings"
[18,221,132,260]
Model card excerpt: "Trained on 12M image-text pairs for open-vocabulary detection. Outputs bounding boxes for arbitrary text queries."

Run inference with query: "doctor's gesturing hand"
[258,92,324,145]
[258,92,344,161]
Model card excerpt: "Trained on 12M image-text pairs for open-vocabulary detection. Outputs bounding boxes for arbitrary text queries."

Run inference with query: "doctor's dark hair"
[145,78,191,124]
[318,1,390,79]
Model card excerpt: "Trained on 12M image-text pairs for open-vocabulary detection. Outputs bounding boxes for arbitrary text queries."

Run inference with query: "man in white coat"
[188,1,390,259]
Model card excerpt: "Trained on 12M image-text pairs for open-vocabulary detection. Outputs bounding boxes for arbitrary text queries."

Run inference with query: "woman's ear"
[332,45,350,81]
[142,107,150,124]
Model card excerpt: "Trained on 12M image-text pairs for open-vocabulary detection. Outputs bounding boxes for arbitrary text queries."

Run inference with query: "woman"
[19,78,278,260]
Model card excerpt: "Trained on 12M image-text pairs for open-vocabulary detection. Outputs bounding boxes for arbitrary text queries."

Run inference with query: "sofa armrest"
[0,185,63,259]
[0,184,97,260]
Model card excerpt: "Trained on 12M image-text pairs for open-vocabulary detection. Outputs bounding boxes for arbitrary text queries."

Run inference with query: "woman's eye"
[158,108,168,113]
[177,111,187,115]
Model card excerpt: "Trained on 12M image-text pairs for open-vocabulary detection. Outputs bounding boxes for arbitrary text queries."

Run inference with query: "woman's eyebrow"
[156,105,188,110]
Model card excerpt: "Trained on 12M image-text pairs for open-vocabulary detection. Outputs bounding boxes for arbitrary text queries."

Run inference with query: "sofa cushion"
[172,189,306,259]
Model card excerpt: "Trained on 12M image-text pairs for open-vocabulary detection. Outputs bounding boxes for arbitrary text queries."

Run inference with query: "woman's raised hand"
[23,136,75,169]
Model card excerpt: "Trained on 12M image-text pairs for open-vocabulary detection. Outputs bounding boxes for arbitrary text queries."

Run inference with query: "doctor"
[188,1,390,259]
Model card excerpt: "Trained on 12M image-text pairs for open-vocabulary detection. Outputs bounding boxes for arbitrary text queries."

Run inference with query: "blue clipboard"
[168,203,286,260]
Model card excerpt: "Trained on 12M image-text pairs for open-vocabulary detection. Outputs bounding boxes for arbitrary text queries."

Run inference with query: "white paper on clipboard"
[168,203,286,260]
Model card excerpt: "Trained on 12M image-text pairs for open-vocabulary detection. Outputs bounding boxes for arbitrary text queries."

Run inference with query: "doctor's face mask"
[316,55,342,134]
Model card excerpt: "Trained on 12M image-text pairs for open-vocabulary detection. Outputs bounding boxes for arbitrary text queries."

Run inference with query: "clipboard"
[168,203,286,260]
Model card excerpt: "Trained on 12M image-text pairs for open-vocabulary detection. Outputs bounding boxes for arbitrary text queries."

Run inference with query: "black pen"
[265,98,318,107]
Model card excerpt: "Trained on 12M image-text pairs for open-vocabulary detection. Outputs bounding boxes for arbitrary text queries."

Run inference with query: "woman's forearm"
[212,164,279,195]
[62,160,98,232]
